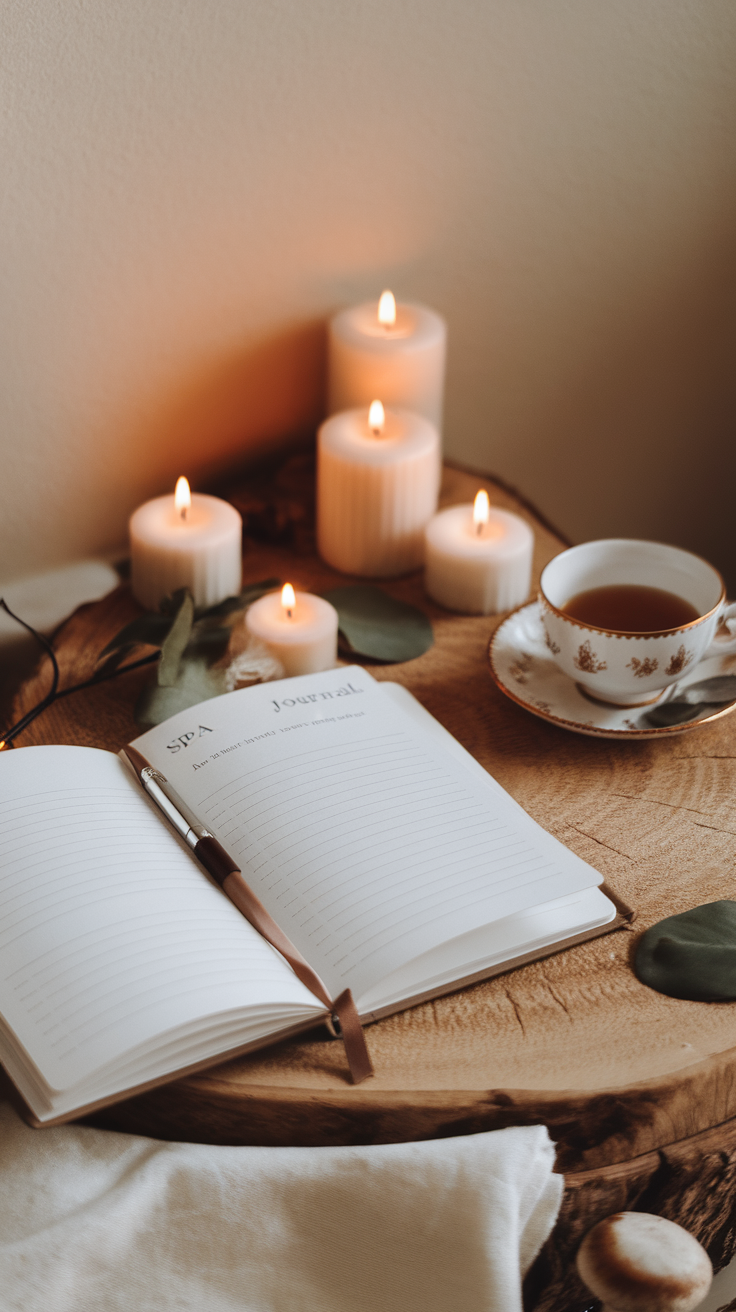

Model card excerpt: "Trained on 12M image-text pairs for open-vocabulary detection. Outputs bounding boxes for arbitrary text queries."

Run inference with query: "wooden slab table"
[8,462,736,1310]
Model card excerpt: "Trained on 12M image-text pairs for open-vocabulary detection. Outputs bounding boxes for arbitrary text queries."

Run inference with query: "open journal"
[0,667,627,1125]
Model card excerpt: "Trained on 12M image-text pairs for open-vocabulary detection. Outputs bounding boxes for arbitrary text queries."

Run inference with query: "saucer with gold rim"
[488,601,736,740]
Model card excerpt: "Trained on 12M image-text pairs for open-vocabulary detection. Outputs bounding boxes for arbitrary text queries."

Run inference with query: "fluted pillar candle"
[130,479,242,610]
[328,295,447,432]
[424,494,533,615]
[317,404,441,577]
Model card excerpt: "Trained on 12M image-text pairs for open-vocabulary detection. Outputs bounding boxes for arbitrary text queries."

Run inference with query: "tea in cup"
[539,539,736,706]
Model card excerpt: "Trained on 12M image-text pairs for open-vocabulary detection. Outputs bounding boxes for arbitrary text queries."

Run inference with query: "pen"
[120,745,373,1084]
[122,744,239,882]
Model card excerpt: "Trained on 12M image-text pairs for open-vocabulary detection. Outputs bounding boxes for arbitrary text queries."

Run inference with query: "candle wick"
[286,608,293,619]
[475,520,483,537]
[180,507,187,522]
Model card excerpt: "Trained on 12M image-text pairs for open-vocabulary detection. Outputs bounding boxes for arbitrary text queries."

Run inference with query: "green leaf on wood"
[196,579,281,620]
[97,613,175,660]
[90,646,141,680]
[103,578,286,724]
[323,585,433,663]
[158,591,195,686]
[135,658,227,727]
[183,624,233,662]
[159,587,192,617]
[99,579,279,670]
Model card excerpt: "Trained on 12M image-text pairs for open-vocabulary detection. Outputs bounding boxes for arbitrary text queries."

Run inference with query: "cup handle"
[704,602,736,658]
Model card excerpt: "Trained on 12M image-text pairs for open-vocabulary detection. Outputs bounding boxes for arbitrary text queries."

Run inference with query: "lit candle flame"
[378,290,396,327]
[281,583,296,619]
[174,476,191,521]
[473,489,490,536]
[368,399,385,435]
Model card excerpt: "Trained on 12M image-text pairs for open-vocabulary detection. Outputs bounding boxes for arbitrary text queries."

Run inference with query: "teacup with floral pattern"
[540,539,736,706]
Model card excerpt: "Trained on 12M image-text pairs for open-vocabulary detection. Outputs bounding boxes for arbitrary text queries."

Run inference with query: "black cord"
[0,600,159,748]
[0,599,60,745]
[54,651,160,701]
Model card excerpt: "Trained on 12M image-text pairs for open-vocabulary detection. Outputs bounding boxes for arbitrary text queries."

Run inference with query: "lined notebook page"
[0,747,319,1092]
[135,667,601,1001]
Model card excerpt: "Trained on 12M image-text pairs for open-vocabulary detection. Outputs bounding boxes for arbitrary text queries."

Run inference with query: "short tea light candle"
[317,401,441,577]
[328,291,447,431]
[424,491,534,615]
[130,477,242,610]
[245,584,338,676]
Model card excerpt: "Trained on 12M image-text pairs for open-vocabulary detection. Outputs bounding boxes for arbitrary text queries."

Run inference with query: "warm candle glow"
[378,290,396,327]
[368,400,385,435]
[473,490,490,536]
[281,583,296,618]
[174,476,191,521]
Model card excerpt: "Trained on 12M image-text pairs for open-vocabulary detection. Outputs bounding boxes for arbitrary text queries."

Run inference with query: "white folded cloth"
[0,1101,562,1312]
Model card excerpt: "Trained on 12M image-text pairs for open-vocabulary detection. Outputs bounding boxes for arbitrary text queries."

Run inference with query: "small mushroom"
[577,1212,712,1312]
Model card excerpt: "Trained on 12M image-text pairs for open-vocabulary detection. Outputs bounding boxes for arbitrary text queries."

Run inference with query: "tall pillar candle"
[130,478,242,610]
[424,492,534,614]
[328,293,447,431]
[317,403,441,577]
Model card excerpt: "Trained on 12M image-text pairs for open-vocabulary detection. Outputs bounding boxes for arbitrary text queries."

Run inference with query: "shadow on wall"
[463,220,736,594]
[0,316,328,720]
[124,317,328,501]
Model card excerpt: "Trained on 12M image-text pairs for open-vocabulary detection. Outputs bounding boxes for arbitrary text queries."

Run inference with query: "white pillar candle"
[424,492,534,615]
[317,403,441,577]
[328,292,447,431]
[130,478,242,610]
[245,585,338,676]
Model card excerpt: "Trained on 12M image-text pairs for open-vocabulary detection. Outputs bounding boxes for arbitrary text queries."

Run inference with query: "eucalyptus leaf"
[91,646,141,680]
[159,587,192,616]
[196,579,281,620]
[323,585,433,663]
[100,579,280,670]
[183,625,233,661]
[97,613,174,660]
[158,592,195,686]
[135,657,227,727]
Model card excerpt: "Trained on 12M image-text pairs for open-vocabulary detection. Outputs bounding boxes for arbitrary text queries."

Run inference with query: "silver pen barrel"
[139,768,212,849]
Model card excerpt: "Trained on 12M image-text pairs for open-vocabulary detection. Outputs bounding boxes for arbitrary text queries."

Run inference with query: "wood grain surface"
[8,461,736,1186]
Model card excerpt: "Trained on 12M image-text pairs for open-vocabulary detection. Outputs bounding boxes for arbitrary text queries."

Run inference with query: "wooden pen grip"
[194,835,241,885]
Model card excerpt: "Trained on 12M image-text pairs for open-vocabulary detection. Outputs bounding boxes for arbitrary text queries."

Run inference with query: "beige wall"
[1,1,735,587]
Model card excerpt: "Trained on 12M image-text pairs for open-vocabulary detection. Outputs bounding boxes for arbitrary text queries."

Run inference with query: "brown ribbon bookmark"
[219,863,373,1084]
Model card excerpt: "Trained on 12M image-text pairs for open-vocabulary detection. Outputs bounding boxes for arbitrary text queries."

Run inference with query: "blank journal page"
[135,668,601,1001]
[0,746,318,1093]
